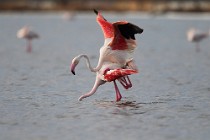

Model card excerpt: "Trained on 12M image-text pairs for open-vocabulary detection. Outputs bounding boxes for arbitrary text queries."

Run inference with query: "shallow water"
[0,12,210,140]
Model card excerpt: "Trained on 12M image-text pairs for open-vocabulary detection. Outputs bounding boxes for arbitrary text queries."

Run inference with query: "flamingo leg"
[117,75,132,89]
[26,39,32,53]
[195,43,200,52]
[113,80,122,102]
[78,75,105,101]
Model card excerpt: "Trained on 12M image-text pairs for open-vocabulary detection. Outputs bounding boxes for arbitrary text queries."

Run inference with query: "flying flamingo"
[17,26,39,53]
[187,28,210,52]
[70,10,143,101]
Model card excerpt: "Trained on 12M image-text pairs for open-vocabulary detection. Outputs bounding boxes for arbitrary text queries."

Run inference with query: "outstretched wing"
[118,23,143,40]
[110,22,143,50]
[104,68,138,82]
[94,9,114,39]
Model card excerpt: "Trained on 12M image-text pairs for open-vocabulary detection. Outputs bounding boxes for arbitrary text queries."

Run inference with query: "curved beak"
[70,63,76,75]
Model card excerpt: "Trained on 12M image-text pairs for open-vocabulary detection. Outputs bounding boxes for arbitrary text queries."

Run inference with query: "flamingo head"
[187,28,196,41]
[17,26,30,39]
[70,56,80,75]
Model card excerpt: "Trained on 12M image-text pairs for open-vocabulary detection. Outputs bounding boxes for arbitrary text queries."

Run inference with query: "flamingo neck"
[77,54,96,72]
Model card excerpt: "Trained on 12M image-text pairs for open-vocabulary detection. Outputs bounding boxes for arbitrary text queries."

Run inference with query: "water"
[0,12,210,140]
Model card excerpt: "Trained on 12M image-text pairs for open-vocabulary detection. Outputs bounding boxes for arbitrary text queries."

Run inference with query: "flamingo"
[91,9,143,72]
[71,55,138,101]
[70,10,143,101]
[17,26,39,53]
[187,28,210,52]
[62,12,75,21]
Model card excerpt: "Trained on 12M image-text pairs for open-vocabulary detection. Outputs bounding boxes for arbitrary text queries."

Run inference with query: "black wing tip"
[94,9,98,15]
[138,28,144,34]
[128,23,144,34]
[117,23,144,40]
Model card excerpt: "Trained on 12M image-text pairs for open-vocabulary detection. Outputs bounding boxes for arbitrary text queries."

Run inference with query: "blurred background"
[1,1,210,140]
[0,0,210,13]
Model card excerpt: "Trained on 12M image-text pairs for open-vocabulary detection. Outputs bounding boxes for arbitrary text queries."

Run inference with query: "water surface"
[0,12,210,140]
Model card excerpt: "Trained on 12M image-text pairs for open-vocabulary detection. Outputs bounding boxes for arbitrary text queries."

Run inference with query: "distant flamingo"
[62,12,75,21]
[187,28,210,52]
[70,10,143,101]
[17,26,39,53]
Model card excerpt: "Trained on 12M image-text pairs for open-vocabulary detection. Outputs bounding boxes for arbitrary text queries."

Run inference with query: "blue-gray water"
[0,12,210,140]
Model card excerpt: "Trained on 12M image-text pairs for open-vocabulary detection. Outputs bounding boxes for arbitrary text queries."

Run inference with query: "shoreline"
[0,1,210,13]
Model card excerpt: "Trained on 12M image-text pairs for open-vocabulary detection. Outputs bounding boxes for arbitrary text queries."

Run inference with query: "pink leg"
[26,39,32,53]
[118,76,132,89]
[195,43,200,52]
[113,80,122,102]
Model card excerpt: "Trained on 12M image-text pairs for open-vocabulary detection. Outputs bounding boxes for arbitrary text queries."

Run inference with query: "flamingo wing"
[110,22,143,50]
[194,33,208,42]
[27,30,39,39]
[95,9,114,39]
[118,23,143,40]
[94,9,143,50]
[104,68,138,82]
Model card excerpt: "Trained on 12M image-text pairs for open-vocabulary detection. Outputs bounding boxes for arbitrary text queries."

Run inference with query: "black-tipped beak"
[71,70,75,75]
[94,9,98,15]
[70,64,76,75]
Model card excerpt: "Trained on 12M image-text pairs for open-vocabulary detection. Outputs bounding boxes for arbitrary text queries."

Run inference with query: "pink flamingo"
[70,10,143,101]
[17,26,39,53]
[71,55,138,101]
[187,28,210,52]
[62,12,75,21]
